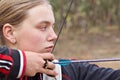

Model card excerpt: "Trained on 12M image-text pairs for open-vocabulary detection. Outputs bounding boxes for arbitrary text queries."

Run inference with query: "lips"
[45,45,54,52]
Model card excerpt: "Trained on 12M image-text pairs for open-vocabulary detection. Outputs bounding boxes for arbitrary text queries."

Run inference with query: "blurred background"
[50,0,120,69]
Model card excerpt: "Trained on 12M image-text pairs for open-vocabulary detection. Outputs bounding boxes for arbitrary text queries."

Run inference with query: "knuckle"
[29,71,36,77]
[31,73,36,76]
[45,69,55,75]
[49,63,55,69]
[35,66,40,71]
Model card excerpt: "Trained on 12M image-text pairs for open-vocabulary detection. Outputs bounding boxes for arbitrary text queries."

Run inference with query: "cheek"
[16,31,46,51]
[30,34,44,44]
[23,32,45,45]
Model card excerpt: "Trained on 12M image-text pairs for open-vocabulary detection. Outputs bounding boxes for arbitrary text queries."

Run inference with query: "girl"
[1,0,120,80]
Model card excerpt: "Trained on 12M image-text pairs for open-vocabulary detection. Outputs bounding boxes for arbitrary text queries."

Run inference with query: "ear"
[2,23,16,44]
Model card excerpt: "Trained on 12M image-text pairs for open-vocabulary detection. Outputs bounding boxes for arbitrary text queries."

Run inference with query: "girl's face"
[13,4,57,53]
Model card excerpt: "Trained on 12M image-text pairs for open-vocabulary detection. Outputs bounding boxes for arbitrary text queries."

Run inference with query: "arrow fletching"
[53,59,71,66]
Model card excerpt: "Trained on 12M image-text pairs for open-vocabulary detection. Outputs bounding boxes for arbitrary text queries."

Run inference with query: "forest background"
[50,0,120,69]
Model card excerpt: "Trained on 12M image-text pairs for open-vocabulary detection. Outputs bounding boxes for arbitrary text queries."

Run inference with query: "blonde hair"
[0,0,50,45]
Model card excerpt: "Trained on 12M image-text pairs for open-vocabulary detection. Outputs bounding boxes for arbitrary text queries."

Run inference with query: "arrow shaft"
[72,58,120,63]
[54,58,120,64]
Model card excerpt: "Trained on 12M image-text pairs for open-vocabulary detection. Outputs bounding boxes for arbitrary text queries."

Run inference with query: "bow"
[52,0,120,66]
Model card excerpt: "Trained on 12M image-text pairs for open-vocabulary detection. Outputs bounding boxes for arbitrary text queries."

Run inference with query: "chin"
[41,50,51,53]
[37,50,46,53]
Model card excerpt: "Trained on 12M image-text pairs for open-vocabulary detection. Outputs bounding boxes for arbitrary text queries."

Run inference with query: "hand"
[24,51,57,77]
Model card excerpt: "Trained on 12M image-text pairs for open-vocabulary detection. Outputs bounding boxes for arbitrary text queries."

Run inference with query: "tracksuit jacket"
[0,46,120,80]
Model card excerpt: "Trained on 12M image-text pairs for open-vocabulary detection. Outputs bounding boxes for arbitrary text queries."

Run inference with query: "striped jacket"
[0,46,26,80]
[1,46,120,80]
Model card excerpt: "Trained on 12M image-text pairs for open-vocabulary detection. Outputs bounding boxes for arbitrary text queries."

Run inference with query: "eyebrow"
[39,21,55,25]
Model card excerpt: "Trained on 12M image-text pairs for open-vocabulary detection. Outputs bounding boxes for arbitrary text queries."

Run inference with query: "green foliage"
[50,0,120,32]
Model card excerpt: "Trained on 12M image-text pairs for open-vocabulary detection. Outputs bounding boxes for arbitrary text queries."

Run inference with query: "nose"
[47,28,57,41]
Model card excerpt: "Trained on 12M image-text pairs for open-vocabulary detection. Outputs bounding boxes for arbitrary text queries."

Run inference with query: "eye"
[39,25,47,31]
[41,26,47,31]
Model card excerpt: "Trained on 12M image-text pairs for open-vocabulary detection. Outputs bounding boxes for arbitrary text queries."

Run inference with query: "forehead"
[26,4,55,24]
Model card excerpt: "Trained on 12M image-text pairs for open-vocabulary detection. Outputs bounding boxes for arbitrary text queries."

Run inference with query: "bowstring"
[51,0,73,80]
[51,0,74,53]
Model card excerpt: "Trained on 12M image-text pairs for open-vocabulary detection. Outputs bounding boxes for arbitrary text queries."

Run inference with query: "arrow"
[53,58,120,66]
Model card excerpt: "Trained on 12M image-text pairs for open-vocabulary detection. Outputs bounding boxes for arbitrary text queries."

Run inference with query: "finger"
[45,61,55,70]
[38,60,57,77]
[42,69,58,77]
[39,53,54,60]
[43,60,48,68]
[42,60,55,69]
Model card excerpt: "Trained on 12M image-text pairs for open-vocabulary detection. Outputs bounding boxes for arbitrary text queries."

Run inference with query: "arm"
[0,46,25,79]
[62,62,120,80]
[0,46,57,79]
